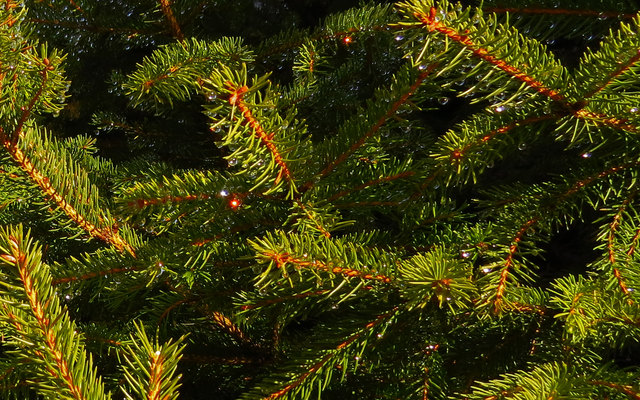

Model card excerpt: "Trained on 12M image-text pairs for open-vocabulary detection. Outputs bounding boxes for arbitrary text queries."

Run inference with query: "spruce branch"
[0,127,136,255]
[243,308,398,400]
[601,192,638,297]
[0,225,109,400]
[308,65,436,188]
[205,63,312,198]
[120,321,186,400]
[574,14,640,100]
[396,0,568,103]
[124,37,253,110]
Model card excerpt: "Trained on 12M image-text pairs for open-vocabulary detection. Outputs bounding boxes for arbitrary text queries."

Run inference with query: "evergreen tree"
[1,0,640,398]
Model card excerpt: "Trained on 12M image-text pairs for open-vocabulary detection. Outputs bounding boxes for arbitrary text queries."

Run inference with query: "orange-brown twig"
[147,350,164,400]
[158,0,184,41]
[226,83,294,187]
[264,308,397,400]
[312,67,436,185]
[415,7,565,102]
[5,236,86,399]
[493,218,537,313]
[262,250,392,283]
[0,135,135,256]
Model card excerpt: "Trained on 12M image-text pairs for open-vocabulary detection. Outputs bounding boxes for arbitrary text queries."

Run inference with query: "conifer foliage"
[1,0,640,398]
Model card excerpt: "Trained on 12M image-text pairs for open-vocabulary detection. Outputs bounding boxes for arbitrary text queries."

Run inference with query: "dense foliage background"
[1,0,640,399]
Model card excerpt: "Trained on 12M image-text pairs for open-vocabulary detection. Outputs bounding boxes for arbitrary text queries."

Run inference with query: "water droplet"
[460,251,471,258]
[354,356,361,360]
[395,34,404,41]
[207,92,217,101]
[65,294,72,300]
[228,158,238,167]
[331,304,339,310]
[155,350,161,356]
[219,189,229,197]
[438,97,449,105]
[252,265,262,274]
[494,105,506,113]
[581,152,592,158]
[518,143,527,151]
[631,107,639,113]
[418,64,427,70]
[482,267,491,274]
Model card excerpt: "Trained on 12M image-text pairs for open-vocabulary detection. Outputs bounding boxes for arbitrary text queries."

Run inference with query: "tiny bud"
[8,236,19,251]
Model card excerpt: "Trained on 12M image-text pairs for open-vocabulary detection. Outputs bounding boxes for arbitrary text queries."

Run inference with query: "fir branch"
[124,37,253,109]
[328,168,416,202]
[293,200,332,238]
[226,82,294,190]
[581,50,640,100]
[409,4,565,102]
[201,303,252,345]
[626,228,640,257]
[51,265,140,286]
[12,67,47,142]
[0,226,109,400]
[255,3,393,59]
[313,66,435,182]
[493,218,537,314]
[605,193,636,296]
[0,133,135,255]
[128,193,212,209]
[239,289,330,311]
[120,322,185,400]
[260,249,393,284]
[259,308,398,400]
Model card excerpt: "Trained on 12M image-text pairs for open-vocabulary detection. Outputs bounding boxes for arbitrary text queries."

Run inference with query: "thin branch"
[606,193,636,296]
[226,82,294,186]
[582,51,640,99]
[5,237,86,399]
[158,0,184,41]
[264,308,397,400]
[589,380,640,400]
[0,134,136,256]
[13,68,48,142]
[147,350,165,400]
[262,250,393,283]
[493,218,538,313]
[414,7,564,102]
[311,66,436,186]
